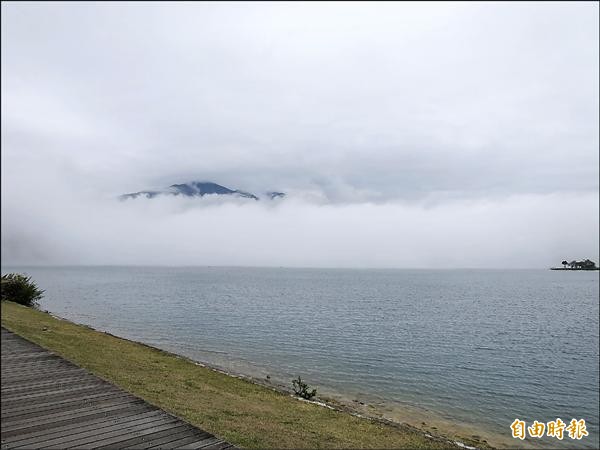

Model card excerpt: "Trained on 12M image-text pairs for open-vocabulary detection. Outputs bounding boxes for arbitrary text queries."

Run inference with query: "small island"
[551,259,599,270]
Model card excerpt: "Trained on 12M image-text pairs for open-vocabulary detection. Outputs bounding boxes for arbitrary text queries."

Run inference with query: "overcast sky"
[1,1,598,267]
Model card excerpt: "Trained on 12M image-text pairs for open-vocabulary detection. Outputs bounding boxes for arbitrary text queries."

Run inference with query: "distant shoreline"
[550,267,599,271]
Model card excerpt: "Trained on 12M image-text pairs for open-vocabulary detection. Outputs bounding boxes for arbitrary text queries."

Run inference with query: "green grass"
[1,301,460,449]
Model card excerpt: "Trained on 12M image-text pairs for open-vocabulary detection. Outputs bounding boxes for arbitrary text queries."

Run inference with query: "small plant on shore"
[292,376,317,400]
[1,273,45,307]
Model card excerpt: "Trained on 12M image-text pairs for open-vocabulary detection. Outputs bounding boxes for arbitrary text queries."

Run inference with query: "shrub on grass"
[292,376,317,400]
[1,273,45,307]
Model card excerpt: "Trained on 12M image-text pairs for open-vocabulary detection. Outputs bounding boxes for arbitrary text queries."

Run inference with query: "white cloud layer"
[1,2,598,267]
[2,169,597,267]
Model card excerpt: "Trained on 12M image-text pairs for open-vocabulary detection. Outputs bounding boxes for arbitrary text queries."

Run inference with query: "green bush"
[292,376,317,400]
[1,273,45,307]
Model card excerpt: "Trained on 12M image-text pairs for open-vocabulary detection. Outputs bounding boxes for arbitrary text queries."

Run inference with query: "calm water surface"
[2,267,598,448]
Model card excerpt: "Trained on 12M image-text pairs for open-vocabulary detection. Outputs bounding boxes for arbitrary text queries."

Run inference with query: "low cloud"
[1,2,598,268]
[2,170,597,268]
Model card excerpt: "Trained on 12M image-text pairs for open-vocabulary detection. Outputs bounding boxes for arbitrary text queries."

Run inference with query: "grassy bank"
[1,302,460,449]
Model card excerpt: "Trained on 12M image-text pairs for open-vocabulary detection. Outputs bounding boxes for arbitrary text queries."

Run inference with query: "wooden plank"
[0,397,141,430]
[1,362,75,372]
[1,401,147,433]
[200,442,234,450]
[2,395,142,424]
[1,403,151,436]
[1,377,93,390]
[175,437,222,449]
[2,369,85,384]
[2,409,163,446]
[1,362,80,374]
[1,348,47,354]
[1,377,110,394]
[1,362,76,371]
[1,352,54,360]
[1,356,55,364]
[2,362,86,373]
[2,391,138,416]
[1,363,83,374]
[1,327,236,449]
[1,349,49,357]
[1,342,50,349]
[64,419,183,449]
[1,353,68,362]
[123,427,205,449]
[1,368,89,383]
[0,391,121,412]
[0,353,53,359]
[1,375,99,393]
[2,337,44,352]
[1,385,119,406]
[1,386,124,410]
[30,414,172,449]
[1,375,114,392]
[150,432,213,449]
[1,392,135,418]
[1,406,153,442]
[1,380,109,399]
[1,352,60,360]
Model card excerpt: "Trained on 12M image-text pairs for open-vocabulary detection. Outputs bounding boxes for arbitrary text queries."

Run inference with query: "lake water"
[2,266,598,449]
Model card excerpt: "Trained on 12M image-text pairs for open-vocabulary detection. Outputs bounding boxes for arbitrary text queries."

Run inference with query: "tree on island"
[581,259,597,269]
[559,259,598,270]
[553,260,598,270]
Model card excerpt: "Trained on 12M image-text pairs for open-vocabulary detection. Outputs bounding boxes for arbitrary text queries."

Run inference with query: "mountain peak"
[120,181,283,201]
[267,191,286,199]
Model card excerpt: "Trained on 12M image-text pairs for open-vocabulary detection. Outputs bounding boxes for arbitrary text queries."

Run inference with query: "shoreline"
[0,301,496,449]
[56,320,491,450]
[165,347,515,449]
[22,306,507,449]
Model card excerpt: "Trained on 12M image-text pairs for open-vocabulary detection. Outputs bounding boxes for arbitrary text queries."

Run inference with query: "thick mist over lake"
[2,2,598,269]
[1,178,598,268]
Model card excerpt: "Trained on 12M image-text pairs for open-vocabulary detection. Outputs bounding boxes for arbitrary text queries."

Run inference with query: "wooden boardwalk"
[1,327,236,449]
